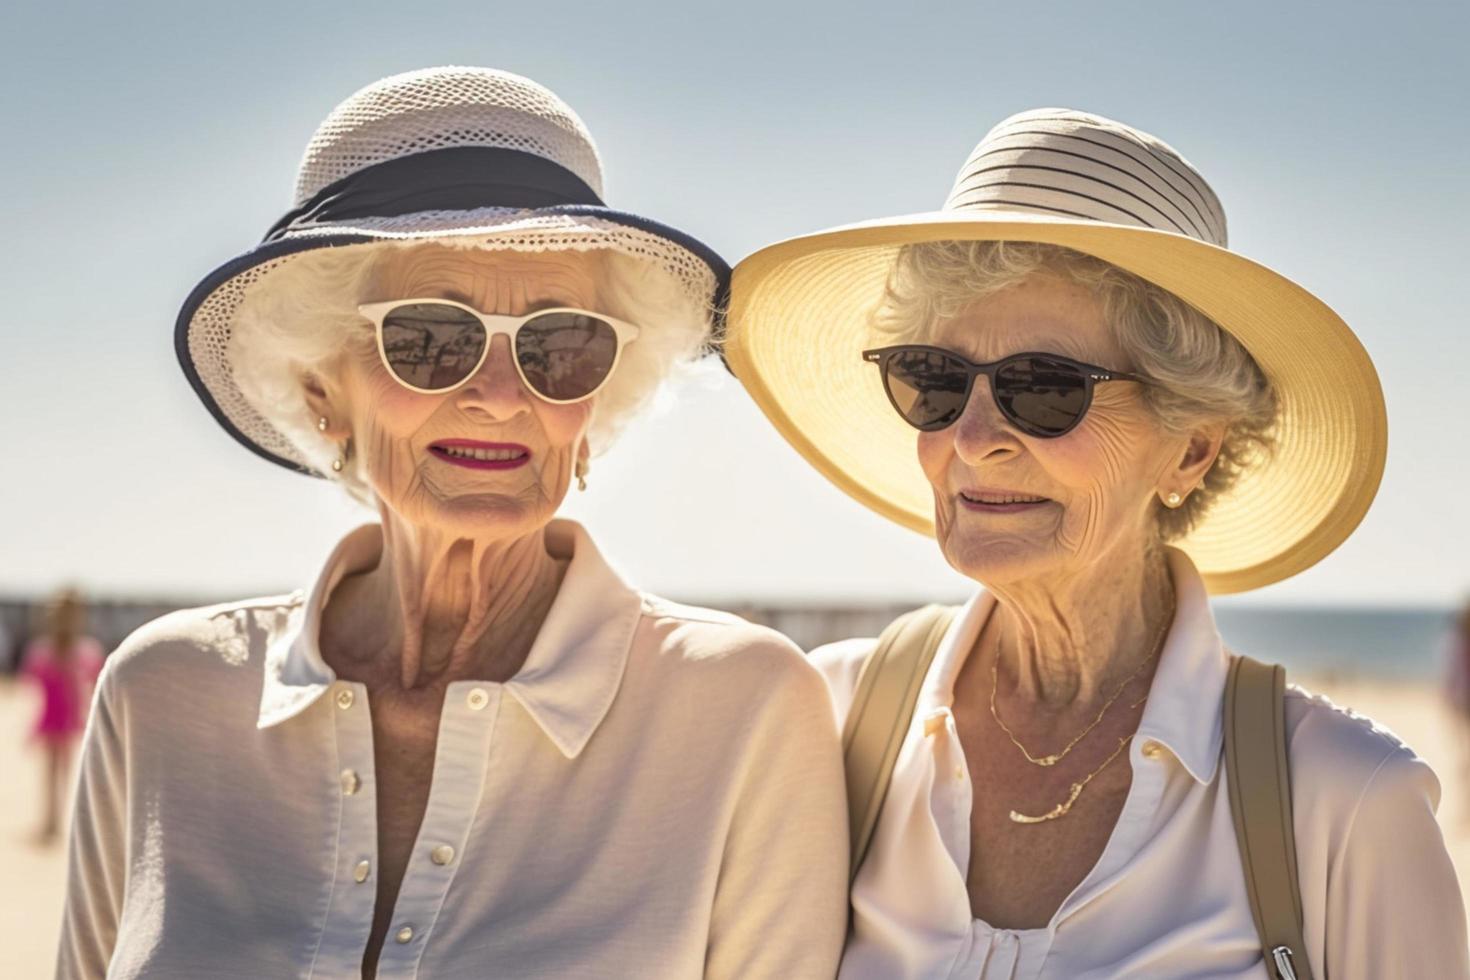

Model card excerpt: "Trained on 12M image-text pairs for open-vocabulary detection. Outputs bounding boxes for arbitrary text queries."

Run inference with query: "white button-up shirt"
[814,548,1469,979]
[59,520,849,979]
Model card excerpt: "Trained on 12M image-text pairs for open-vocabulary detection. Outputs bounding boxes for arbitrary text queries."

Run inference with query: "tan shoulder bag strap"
[841,604,958,885]
[1225,654,1312,980]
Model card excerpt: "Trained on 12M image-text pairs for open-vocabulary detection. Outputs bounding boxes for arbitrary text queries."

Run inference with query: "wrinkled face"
[322,246,602,540]
[916,274,1187,587]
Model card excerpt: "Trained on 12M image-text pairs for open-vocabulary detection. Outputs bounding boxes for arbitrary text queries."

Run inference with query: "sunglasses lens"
[515,313,621,402]
[994,356,1089,436]
[882,349,973,430]
[379,303,487,391]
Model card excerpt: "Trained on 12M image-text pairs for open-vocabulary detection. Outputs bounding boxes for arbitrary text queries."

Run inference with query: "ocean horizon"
[0,596,1458,683]
[1211,605,1458,682]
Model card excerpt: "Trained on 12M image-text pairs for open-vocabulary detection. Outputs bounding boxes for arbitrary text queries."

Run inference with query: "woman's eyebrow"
[439,288,478,306]
[397,283,592,312]
[524,297,592,312]
[387,281,478,306]
[936,335,1101,364]
[1012,329,1110,363]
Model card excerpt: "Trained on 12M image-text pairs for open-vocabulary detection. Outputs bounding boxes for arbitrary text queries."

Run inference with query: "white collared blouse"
[58,520,849,979]
[814,548,1469,980]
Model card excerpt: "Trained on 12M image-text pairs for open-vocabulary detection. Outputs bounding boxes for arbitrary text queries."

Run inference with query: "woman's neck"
[985,545,1175,707]
[326,508,569,691]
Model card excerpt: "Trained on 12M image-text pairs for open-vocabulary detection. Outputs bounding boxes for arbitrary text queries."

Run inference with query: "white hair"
[874,240,1279,541]
[229,241,711,503]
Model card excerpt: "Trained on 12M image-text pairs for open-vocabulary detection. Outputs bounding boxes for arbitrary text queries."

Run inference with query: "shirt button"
[466,687,489,711]
[1142,740,1164,759]
[395,925,414,944]
[335,688,355,710]
[431,844,455,865]
[353,860,371,883]
[340,769,361,796]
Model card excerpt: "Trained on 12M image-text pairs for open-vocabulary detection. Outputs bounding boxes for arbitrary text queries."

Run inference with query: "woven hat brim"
[177,207,730,477]
[725,211,1387,594]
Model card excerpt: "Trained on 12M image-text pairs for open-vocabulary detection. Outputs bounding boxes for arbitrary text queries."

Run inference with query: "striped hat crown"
[943,108,1228,247]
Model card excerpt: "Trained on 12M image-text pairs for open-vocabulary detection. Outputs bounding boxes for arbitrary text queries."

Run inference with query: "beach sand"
[3,674,1468,976]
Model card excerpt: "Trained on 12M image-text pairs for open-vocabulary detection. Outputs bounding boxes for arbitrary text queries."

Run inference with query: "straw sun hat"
[725,109,1386,594]
[176,66,729,476]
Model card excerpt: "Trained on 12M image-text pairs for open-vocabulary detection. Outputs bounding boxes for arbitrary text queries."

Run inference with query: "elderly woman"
[727,109,1468,978]
[58,68,848,979]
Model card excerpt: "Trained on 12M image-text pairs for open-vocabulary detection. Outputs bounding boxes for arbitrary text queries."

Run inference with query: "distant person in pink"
[21,588,103,845]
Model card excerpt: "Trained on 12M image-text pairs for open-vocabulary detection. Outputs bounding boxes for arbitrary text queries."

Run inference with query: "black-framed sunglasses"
[359,299,641,403]
[862,345,1156,438]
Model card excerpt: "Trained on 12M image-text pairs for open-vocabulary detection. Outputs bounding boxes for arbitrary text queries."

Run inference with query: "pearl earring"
[1165,491,1183,508]
[331,436,352,474]
[317,416,329,432]
[575,455,589,492]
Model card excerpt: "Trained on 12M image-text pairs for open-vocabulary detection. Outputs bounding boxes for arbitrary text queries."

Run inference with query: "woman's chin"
[386,490,559,538]
[939,532,1059,587]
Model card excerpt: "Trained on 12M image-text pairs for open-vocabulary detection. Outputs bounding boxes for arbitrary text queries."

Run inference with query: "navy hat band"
[262,145,606,243]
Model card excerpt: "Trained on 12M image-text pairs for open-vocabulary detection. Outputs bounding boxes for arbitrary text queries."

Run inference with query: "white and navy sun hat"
[176,66,729,475]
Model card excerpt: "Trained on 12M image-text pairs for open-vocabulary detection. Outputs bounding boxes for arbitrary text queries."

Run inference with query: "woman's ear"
[1168,422,1226,497]
[301,372,350,440]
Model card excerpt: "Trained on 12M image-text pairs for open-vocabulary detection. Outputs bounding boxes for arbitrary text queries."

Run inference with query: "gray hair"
[229,242,710,503]
[874,240,1278,541]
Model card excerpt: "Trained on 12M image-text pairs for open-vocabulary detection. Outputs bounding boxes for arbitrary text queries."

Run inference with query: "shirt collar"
[918,590,997,716]
[258,519,643,759]
[916,546,1227,783]
[1133,546,1229,783]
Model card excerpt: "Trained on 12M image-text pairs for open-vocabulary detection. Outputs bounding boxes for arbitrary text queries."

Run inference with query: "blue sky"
[2,0,1467,605]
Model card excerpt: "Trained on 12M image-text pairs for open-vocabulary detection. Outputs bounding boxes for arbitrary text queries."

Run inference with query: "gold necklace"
[1008,693,1149,824]
[988,611,1171,768]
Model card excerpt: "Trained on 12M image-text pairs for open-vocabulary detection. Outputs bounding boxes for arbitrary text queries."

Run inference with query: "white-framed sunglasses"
[357,298,641,403]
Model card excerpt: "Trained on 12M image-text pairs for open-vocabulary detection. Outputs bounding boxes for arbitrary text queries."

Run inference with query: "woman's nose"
[454,335,531,420]
[950,377,1021,464]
